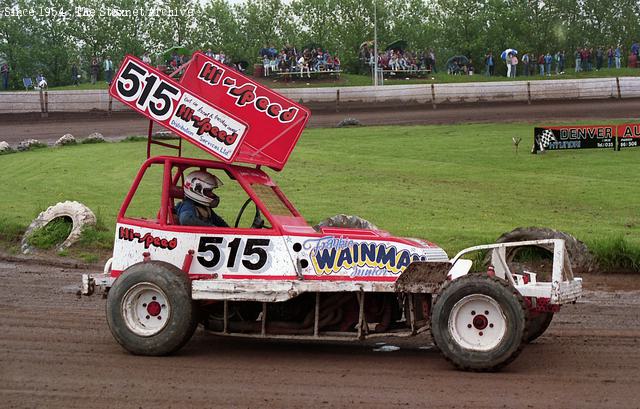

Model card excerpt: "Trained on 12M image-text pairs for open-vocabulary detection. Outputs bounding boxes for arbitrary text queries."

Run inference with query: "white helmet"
[184,170,223,207]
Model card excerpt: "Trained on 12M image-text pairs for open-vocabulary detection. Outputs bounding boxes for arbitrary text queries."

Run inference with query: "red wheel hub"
[147,301,161,316]
[472,315,488,330]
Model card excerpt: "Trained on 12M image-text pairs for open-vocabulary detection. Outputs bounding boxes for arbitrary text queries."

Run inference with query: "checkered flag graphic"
[536,129,556,151]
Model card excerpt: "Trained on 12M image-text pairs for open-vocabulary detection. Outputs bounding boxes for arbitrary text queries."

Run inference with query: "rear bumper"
[515,277,583,304]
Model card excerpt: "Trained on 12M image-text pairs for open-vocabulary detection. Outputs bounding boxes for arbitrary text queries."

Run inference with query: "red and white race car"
[82,52,582,371]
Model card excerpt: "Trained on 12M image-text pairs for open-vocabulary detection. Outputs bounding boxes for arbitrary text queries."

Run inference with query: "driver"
[175,170,229,227]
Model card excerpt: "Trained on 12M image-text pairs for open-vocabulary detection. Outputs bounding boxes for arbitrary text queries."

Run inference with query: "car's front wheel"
[106,261,197,355]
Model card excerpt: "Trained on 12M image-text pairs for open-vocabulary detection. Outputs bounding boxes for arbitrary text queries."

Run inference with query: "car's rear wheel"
[431,274,527,371]
[106,261,197,355]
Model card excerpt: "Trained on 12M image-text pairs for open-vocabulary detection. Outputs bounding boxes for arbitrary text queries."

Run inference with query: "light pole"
[373,0,379,86]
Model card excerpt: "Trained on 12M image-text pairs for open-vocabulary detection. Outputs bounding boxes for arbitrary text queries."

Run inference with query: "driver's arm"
[178,209,213,227]
[211,212,229,228]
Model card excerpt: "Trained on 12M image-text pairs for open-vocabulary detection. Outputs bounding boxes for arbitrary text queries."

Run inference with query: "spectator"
[558,50,565,74]
[506,52,512,77]
[278,53,289,72]
[522,52,529,76]
[615,45,622,68]
[71,63,79,86]
[205,48,214,58]
[580,48,588,71]
[104,56,114,85]
[429,49,437,73]
[298,55,310,78]
[36,73,47,89]
[631,40,639,57]
[574,48,581,72]
[595,47,603,70]
[142,52,151,65]
[90,57,99,84]
[263,55,271,76]
[314,49,325,71]
[485,50,494,76]
[1,62,9,90]
[628,52,637,68]
[538,53,545,75]
[510,53,518,78]
[586,48,593,71]
[326,54,334,70]
[530,53,537,76]
[389,51,399,71]
[554,51,561,74]
[334,54,341,71]
[544,52,552,76]
[607,46,614,68]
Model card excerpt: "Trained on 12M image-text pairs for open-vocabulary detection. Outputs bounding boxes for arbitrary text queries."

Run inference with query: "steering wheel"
[234,198,264,229]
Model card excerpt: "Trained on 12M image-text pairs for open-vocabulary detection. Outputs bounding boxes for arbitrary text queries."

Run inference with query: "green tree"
[194,0,245,62]
[235,0,294,60]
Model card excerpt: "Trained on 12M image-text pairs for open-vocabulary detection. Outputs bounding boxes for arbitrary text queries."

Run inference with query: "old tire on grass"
[494,227,595,274]
[106,261,197,356]
[525,312,554,343]
[21,201,96,254]
[313,214,378,232]
[431,274,527,371]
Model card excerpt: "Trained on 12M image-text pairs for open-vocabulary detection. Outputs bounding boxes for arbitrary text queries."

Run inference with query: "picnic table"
[382,68,432,78]
[275,69,342,82]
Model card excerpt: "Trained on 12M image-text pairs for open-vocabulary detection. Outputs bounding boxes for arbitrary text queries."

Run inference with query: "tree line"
[1,0,639,88]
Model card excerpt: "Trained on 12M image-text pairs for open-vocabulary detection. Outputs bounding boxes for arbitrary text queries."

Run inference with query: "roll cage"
[118,155,310,233]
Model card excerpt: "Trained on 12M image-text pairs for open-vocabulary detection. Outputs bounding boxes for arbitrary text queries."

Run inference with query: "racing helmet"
[184,170,223,207]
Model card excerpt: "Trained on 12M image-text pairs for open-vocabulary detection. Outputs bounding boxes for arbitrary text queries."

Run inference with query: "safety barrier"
[0,77,639,115]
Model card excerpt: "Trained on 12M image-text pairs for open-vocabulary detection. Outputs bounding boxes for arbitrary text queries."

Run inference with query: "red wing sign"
[109,52,310,170]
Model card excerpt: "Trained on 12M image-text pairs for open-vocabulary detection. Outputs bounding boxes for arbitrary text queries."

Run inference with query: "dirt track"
[1,98,640,145]
[1,257,639,409]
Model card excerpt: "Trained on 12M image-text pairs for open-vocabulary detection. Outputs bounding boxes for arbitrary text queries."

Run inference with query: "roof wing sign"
[109,53,311,170]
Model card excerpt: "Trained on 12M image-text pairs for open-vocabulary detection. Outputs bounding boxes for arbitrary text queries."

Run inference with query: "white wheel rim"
[121,282,171,337]
[448,294,507,351]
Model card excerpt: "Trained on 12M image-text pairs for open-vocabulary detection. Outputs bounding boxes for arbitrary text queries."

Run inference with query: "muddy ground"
[1,99,640,145]
[1,256,639,409]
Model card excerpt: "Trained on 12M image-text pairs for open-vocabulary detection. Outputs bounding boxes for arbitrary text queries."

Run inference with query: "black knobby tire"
[431,274,528,372]
[313,214,378,232]
[525,312,554,343]
[106,261,198,356]
[494,227,595,274]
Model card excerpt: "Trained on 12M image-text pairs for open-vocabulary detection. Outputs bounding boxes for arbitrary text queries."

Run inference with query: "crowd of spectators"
[359,43,437,74]
[480,43,635,78]
[258,45,340,78]
[571,46,625,72]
